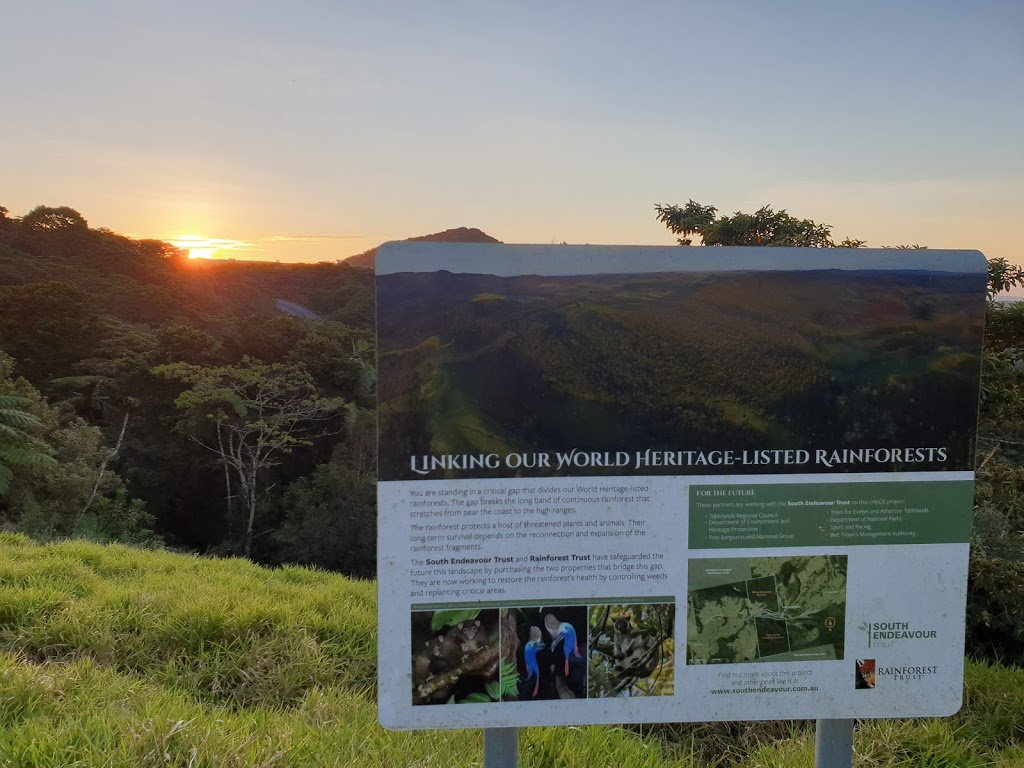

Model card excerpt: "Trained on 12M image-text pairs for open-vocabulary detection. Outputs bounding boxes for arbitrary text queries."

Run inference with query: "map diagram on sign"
[686,555,847,664]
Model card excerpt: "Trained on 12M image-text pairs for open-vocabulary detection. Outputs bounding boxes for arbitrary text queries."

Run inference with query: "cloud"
[168,235,250,251]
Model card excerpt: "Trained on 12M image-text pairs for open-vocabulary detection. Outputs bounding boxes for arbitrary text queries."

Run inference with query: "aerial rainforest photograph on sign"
[376,247,986,481]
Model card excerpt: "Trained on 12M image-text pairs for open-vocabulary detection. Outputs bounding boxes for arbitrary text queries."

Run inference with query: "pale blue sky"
[1,1,1021,266]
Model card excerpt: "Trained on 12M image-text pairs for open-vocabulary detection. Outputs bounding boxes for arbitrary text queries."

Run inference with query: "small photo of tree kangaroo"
[588,603,675,698]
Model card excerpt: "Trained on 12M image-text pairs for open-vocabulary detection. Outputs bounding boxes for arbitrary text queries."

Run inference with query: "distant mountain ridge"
[344,227,501,268]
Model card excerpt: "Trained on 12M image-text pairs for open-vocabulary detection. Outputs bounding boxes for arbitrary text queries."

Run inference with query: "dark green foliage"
[972,460,1024,561]
[0,351,155,545]
[0,203,382,566]
[154,358,345,558]
[19,205,88,233]
[225,314,310,363]
[656,200,842,247]
[15,205,89,257]
[0,282,102,385]
[653,200,718,245]
[0,393,57,494]
[154,322,222,365]
[0,220,373,333]
[276,407,376,577]
[987,257,1024,301]
[966,558,1024,667]
[972,267,1024,668]
[74,488,160,547]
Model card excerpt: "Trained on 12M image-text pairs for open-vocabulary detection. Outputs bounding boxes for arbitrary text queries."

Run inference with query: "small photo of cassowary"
[501,606,588,701]
[588,603,675,697]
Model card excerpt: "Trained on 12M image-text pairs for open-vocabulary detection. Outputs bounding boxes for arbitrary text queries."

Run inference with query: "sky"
[1,1,1022,270]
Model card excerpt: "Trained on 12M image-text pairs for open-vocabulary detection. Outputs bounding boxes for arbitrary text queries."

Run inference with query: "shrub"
[965,558,1024,666]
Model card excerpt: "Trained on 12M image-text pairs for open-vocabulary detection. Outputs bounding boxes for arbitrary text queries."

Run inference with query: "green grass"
[0,533,1020,767]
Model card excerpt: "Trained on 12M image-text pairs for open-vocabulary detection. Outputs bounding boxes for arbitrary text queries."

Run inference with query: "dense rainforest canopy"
[0,204,377,572]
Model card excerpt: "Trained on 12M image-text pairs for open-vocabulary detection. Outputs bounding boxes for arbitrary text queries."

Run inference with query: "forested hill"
[0,205,510,573]
[0,205,395,571]
[344,226,501,268]
[0,214,374,329]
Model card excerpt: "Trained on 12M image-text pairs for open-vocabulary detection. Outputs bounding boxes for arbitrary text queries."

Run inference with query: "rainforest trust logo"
[856,658,938,688]
[858,620,938,649]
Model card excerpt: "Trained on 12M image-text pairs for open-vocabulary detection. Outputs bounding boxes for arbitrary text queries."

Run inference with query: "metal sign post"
[484,727,518,768]
[814,719,853,768]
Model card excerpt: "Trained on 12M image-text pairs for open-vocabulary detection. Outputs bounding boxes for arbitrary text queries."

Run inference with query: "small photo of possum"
[410,609,499,705]
[587,603,675,698]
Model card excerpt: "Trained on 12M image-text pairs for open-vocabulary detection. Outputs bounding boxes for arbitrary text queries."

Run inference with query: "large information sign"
[375,244,987,729]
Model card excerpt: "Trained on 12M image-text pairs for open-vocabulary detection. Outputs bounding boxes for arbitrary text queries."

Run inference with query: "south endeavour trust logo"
[858,621,938,649]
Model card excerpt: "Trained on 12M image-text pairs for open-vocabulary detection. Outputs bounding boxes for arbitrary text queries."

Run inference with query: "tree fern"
[0,447,58,466]
[0,400,41,429]
[0,395,34,408]
[0,394,57,494]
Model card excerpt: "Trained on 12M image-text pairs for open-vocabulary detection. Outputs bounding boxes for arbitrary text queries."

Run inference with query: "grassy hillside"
[0,536,1021,767]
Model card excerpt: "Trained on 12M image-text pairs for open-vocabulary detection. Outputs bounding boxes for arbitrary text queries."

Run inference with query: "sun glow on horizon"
[168,234,247,259]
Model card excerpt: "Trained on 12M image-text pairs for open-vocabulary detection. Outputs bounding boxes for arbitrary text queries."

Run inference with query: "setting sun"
[168,235,246,259]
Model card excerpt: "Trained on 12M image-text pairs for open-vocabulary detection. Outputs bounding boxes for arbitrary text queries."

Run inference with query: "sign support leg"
[814,718,853,768]
[484,727,518,768]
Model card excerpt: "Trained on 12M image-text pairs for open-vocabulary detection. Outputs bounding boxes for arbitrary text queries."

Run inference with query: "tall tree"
[20,206,87,233]
[652,200,718,245]
[655,200,865,248]
[154,358,342,556]
[16,205,90,257]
